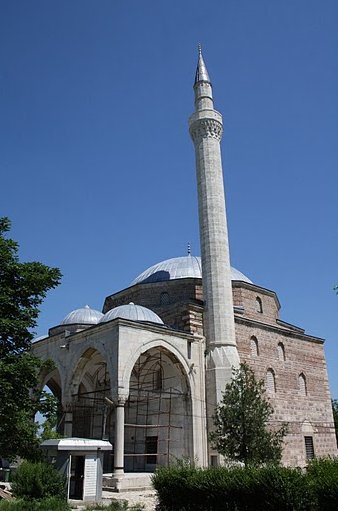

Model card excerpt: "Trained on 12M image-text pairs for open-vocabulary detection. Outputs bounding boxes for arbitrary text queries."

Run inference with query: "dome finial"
[187,242,191,255]
[194,44,211,85]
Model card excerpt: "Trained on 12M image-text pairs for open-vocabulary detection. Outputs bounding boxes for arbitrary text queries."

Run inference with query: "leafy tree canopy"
[0,217,62,460]
[210,362,288,467]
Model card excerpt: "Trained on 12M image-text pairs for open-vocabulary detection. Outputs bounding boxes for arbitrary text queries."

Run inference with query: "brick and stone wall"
[103,277,337,466]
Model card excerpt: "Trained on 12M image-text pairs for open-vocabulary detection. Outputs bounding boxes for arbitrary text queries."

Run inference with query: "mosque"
[32,49,337,491]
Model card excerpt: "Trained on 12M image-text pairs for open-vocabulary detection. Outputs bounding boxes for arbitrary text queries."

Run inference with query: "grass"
[0,497,70,511]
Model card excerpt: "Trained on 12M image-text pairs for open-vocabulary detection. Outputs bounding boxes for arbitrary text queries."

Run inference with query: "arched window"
[266,369,276,394]
[256,297,263,313]
[277,342,285,362]
[250,336,259,357]
[299,373,307,396]
[160,292,170,305]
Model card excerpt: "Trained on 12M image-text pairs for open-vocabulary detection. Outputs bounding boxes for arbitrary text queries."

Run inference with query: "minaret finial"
[194,44,211,85]
[187,242,191,256]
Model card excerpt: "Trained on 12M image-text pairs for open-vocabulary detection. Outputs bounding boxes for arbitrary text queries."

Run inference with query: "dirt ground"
[101,489,157,510]
[72,489,157,510]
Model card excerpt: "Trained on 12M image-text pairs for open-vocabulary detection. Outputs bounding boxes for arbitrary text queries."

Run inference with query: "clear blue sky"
[1,1,337,396]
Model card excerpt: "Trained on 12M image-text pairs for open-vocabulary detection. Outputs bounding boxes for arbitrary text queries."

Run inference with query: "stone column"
[63,410,73,437]
[62,402,73,437]
[114,399,125,475]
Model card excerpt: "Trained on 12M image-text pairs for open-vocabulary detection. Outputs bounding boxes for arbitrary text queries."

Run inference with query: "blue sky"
[1,1,338,396]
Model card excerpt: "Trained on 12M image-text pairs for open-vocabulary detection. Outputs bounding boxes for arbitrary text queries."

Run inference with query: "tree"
[39,390,63,441]
[0,217,61,460]
[210,362,288,467]
[332,399,338,446]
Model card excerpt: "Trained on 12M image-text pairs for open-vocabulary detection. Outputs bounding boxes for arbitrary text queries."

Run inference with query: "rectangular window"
[304,436,315,459]
[145,436,158,465]
[210,455,218,467]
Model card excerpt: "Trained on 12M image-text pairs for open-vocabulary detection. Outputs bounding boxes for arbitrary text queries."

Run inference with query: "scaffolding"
[69,348,190,473]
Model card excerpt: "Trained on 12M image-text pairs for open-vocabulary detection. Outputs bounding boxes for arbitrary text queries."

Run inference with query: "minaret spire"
[189,48,239,429]
[194,44,211,84]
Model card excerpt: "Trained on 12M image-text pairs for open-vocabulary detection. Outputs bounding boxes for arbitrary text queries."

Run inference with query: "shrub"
[0,497,70,511]
[11,461,66,501]
[152,465,315,511]
[253,465,314,511]
[307,458,338,511]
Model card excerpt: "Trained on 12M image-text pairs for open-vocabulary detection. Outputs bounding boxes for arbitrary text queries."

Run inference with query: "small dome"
[62,305,103,325]
[100,303,164,325]
[131,255,252,285]
[32,334,48,343]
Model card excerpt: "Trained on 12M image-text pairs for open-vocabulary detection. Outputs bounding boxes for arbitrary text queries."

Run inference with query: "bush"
[252,466,314,511]
[307,458,338,511]
[152,464,315,511]
[0,497,70,511]
[11,461,66,501]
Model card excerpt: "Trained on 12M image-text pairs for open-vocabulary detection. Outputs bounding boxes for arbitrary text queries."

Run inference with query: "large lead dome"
[131,255,252,285]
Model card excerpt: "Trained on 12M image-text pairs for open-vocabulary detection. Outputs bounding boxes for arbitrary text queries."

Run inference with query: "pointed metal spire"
[187,242,191,255]
[194,44,211,85]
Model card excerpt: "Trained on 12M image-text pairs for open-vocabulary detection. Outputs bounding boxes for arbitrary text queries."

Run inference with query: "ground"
[72,489,157,510]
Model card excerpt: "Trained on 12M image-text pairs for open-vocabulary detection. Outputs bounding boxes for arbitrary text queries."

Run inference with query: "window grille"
[160,292,170,305]
[304,436,314,459]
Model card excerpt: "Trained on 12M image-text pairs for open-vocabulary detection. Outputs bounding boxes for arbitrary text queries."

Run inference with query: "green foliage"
[210,362,288,466]
[0,217,62,460]
[0,498,70,511]
[152,464,316,511]
[11,461,66,501]
[331,400,338,445]
[307,458,338,511]
[39,391,63,441]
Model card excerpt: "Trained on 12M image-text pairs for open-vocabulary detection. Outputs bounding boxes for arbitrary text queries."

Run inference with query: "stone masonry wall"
[103,278,337,466]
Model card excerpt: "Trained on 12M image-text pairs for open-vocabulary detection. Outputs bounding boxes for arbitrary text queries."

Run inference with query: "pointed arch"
[299,373,307,396]
[250,336,259,357]
[256,296,263,313]
[266,368,276,394]
[277,342,285,362]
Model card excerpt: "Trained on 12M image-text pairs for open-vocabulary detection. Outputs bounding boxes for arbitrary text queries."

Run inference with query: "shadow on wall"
[142,271,170,283]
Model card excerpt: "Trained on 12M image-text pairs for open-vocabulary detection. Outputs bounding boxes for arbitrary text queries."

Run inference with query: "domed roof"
[100,303,164,325]
[61,305,104,325]
[130,255,252,285]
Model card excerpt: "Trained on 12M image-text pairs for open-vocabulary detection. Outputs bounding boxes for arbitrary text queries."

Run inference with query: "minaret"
[189,47,240,409]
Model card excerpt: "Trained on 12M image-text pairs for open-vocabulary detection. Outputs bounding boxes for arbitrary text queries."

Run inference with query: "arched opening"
[38,367,63,436]
[124,346,192,473]
[256,297,263,313]
[277,342,286,362]
[299,373,307,396]
[266,368,276,394]
[250,336,259,357]
[71,348,111,440]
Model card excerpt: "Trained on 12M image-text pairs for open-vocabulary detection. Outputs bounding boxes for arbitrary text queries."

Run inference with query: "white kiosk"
[41,438,112,503]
